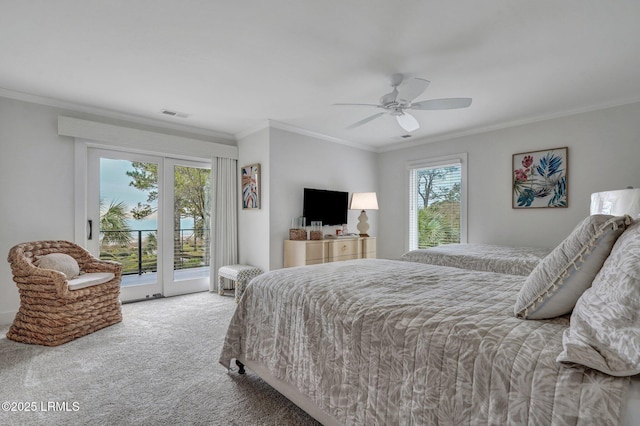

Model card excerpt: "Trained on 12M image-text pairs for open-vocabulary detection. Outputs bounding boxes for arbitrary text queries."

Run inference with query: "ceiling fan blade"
[397,78,430,104]
[410,98,472,110]
[346,112,386,129]
[396,113,420,132]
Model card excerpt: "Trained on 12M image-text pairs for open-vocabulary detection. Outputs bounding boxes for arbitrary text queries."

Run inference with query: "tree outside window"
[409,155,466,251]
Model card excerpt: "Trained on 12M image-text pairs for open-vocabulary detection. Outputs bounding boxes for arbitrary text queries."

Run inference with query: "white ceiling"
[2,1,640,151]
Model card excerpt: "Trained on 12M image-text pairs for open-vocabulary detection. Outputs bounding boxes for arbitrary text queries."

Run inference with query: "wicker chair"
[6,240,123,346]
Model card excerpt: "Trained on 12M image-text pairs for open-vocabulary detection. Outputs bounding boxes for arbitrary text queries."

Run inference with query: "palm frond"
[536,152,564,179]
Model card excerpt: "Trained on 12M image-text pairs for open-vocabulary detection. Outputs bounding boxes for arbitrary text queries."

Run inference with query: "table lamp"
[350,192,378,237]
[590,188,640,217]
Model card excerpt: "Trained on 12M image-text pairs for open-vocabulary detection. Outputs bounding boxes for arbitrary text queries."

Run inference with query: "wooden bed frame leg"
[235,359,245,374]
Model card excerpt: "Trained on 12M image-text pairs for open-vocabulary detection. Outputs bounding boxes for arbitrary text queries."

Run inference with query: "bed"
[220,215,640,425]
[400,243,552,276]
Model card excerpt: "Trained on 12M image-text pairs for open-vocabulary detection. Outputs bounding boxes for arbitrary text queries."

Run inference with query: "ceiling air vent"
[161,109,190,118]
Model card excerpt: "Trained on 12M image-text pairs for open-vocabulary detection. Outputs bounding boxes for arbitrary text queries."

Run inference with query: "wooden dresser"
[284,237,376,268]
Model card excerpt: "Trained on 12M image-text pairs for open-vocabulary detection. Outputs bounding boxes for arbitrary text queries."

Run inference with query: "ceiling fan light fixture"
[396,113,419,133]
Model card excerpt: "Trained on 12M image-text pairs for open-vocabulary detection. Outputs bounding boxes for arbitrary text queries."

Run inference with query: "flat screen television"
[303,188,348,226]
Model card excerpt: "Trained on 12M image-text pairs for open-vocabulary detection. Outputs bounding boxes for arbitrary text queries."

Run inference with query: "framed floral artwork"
[241,163,260,209]
[513,147,568,208]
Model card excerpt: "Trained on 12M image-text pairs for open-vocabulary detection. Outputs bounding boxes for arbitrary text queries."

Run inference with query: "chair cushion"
[35,253,80,279]
[67,272,115,290]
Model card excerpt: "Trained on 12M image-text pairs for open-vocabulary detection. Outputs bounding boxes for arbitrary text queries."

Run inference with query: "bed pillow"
[35,253,80,279]
[557,219,640,376]
[514,214,631,319]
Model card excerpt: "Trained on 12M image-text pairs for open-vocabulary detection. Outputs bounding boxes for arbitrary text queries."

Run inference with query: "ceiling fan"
[335,73,472,133]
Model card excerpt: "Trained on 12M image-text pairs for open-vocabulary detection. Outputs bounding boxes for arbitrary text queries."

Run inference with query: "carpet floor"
[0,292,320,426]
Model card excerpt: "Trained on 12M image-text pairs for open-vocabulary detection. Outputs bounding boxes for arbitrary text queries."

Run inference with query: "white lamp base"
[357,210,370,237]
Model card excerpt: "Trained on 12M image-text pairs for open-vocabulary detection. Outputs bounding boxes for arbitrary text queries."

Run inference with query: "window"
[408,153,467,250]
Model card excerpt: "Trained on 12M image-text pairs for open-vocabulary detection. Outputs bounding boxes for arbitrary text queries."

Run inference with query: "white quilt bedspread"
[401,243,551,275]
[220,259,628,425]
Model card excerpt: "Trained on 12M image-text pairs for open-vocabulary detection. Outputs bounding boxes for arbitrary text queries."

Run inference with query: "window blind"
[408,158,463,251]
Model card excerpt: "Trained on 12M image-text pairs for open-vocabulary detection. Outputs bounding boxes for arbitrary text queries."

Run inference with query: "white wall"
[237,128,271,271]
[0,96,235,324]
[0,99,77,324]
[269,127,378,270]
[377,102,640,259]
[0,96,376,323]
[237,126,379,271]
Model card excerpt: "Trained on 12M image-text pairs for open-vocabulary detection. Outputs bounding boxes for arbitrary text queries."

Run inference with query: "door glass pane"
[99,158,159,287]
[173,165,211,281]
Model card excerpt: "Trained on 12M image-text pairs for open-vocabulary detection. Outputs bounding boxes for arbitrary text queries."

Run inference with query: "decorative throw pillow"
[557,219,640,376]
[35,253,80,279]
[514,214,631,319]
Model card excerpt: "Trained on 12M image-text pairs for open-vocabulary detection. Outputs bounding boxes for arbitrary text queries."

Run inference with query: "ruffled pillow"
[514,214,631,319]
[557,219,640,376]
[35,253,80,279]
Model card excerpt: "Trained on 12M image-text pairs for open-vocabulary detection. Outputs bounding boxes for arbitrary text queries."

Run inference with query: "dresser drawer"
[304,241,326,264]
[284,240,326,267]
[283,237,376,267]
[328,239,361,262]
[362,238,376,259]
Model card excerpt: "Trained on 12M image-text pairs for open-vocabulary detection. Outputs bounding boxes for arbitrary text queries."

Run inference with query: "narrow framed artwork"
[513,147,568,208]
[241,164,260,209]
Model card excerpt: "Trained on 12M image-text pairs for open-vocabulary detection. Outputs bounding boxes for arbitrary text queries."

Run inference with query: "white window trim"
[406,152,468,251]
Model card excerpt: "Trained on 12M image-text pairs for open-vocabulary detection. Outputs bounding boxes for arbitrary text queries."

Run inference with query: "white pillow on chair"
[35,253,80,279]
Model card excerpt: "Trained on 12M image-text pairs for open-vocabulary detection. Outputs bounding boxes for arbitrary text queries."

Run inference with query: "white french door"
[162,158,212,297]
[87,148,211,302]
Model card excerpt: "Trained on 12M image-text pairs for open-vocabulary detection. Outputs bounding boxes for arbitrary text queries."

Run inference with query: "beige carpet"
[0,292,320,426]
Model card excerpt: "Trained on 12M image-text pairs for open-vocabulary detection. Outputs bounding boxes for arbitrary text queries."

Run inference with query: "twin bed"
[220,215,640,425]
[400,243,551,276]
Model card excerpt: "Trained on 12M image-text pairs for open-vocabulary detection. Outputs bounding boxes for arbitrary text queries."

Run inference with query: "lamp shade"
[350,192,379,210]
[590,188,640,217]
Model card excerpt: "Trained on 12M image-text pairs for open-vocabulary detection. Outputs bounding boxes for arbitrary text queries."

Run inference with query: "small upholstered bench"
[218,264,263,303]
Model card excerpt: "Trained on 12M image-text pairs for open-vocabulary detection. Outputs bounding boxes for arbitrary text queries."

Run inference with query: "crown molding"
[235,119,376,152]
[59,116,238,160]
[0,86,236,142]
[234,120,271,140]
[267,120,376,152]
[379,96,640,152]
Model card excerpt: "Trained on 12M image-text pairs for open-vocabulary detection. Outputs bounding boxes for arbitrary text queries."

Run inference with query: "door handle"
[88,220,93,240]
